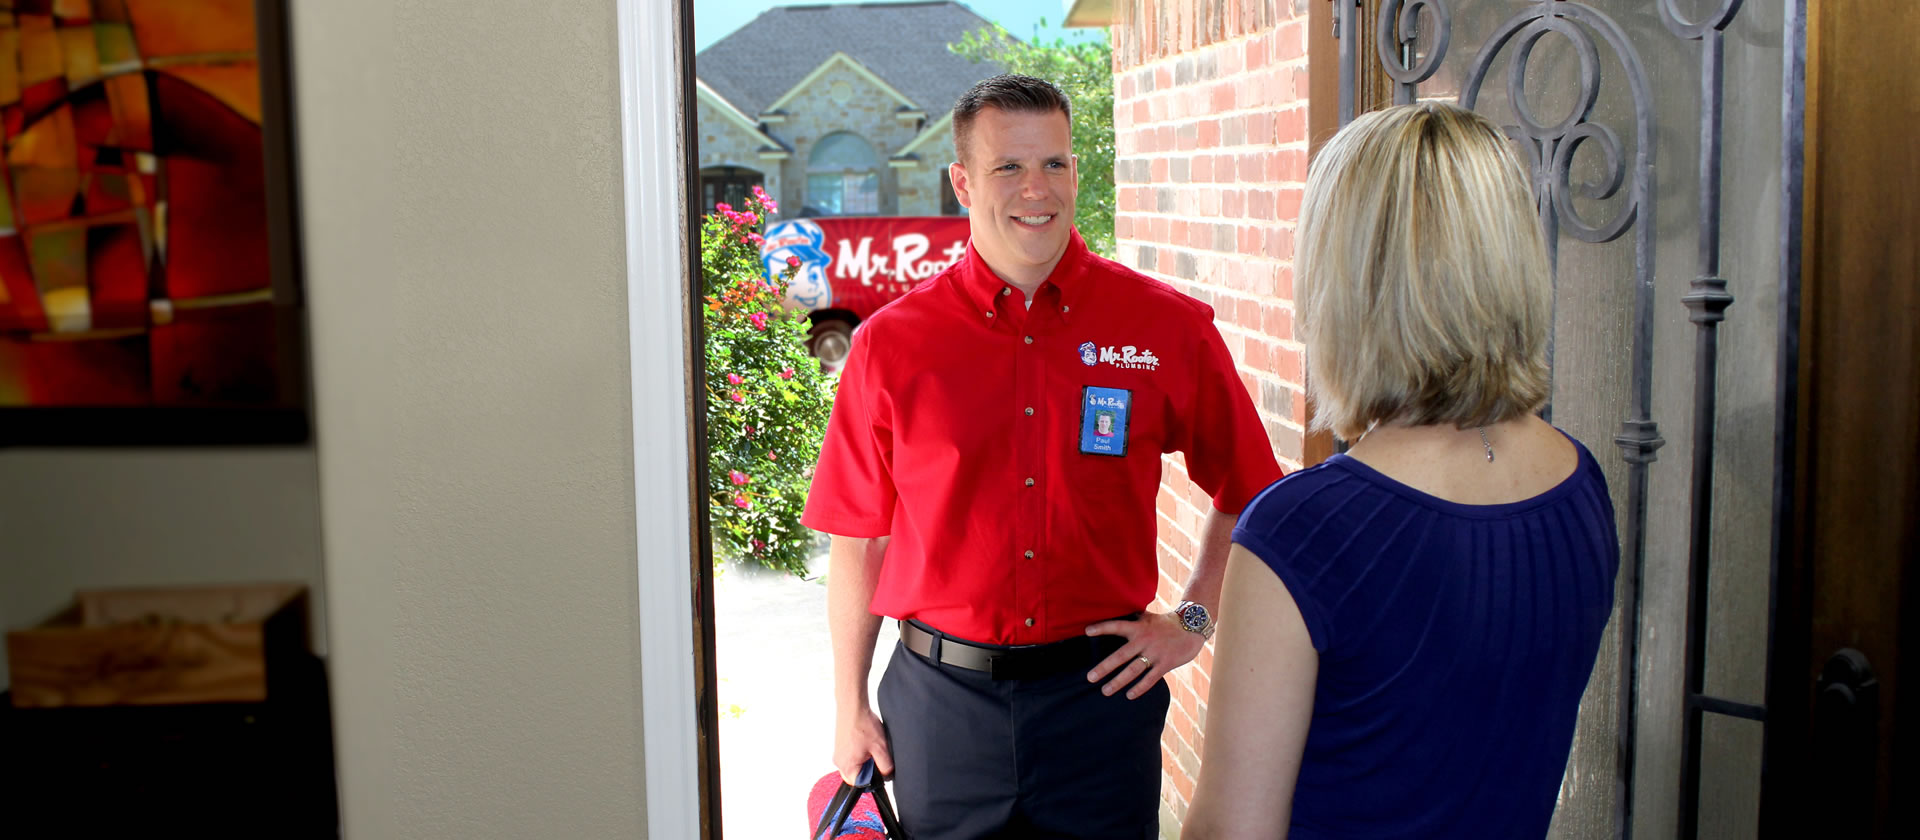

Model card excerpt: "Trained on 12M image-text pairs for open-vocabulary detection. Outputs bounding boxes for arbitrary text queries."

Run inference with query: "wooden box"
[5,583,311,708]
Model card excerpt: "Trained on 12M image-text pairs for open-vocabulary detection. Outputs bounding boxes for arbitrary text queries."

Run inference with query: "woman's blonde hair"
[1298,102,1552,441]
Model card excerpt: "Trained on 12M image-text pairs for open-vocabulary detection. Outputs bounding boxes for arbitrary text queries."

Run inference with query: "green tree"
[701,189,836,576]
[951,24,1116,257]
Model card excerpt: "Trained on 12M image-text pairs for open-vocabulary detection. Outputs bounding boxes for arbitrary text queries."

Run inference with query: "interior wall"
[0,448,329,688]
[294,0,649,837]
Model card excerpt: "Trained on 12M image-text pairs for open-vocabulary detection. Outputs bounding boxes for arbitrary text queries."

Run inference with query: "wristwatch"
[1172,600,1215,640]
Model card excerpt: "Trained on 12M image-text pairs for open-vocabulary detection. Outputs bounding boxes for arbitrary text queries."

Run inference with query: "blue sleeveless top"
[1230,432,1619,839]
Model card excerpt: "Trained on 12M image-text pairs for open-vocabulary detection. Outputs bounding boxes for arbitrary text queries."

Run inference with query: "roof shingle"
[697,1,1007,119]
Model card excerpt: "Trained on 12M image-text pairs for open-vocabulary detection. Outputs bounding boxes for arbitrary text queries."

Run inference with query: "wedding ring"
[1137,656,1152,668]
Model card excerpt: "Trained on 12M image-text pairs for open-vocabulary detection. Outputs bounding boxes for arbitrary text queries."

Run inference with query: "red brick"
[1234,297,1260,331]
[1116,216,1133,239]
[1246,37,1267,71]
[1197,118,1220,148]
[1192,155,1212,182]
[1261,304,1293,341]
[1156,66,1172,89]
[1278,20,1307,61]
[1151,158,1169,182]
[1156,125,1175,152]
[1244,339,1269,372]
[1133,99,1150,125]
[1170,219,1188,246]
[1264,226,1294,260]
[1249,189,1274,221]
[1245,111,1275,146]
[1210,81,1234,112]
[1237,152,1263,182]
[1277,107,1309,147]
[1224,190,1245,218]
[1275,265,1294,300]
[1275,347,1302,382]
[1149,216,1169,244]
[1277,186,1304,220]
[1293,67,1312,100]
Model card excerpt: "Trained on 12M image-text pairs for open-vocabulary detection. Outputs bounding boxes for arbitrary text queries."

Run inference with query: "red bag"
[806,760,904,839]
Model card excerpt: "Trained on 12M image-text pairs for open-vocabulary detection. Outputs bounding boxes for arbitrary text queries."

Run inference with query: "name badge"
[1079,386,1131,457]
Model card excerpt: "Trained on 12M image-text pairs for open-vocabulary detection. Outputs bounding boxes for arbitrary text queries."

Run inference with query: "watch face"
[1180,604,1208,632]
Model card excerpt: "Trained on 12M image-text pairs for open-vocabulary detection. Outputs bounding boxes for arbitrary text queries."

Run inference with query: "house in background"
[695,1,1004,218]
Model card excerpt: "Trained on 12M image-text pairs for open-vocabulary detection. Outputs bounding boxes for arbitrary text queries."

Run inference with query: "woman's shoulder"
[1238,457,1378,529]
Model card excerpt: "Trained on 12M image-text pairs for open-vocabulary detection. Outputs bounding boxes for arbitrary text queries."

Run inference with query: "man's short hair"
[950,74,1072,165]
[1298,102,1553,441]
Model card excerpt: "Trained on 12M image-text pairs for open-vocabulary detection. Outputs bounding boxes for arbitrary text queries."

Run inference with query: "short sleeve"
[1231,476,1335,652]
[801,332,896,537]
[1179,310,1284,514]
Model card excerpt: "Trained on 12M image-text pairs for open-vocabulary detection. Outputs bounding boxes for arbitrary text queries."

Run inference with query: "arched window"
[806,132,879,216]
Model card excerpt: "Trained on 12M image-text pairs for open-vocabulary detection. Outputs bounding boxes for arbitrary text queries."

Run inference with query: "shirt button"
[1025,618,1035,627]
[1024,550,1034,559]
[1062,305,1071,313]
[1001,288,1012,297]
[985,310,994,318]
[1024,477,1035,487]
[1023,336,1033,345]
[1024,407,1034,416]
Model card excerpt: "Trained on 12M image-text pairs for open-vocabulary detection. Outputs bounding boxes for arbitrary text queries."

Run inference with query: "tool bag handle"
[810,759,906,839]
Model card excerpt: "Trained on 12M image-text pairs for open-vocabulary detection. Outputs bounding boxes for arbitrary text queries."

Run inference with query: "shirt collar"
[955,227,1092,326]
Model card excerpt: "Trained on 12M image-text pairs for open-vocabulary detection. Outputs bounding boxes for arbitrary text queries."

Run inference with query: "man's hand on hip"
[1084,610,1207,700]
[834,705,892,783]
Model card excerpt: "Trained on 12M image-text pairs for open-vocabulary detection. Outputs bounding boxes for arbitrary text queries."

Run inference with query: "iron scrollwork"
[1359,3,1665,837]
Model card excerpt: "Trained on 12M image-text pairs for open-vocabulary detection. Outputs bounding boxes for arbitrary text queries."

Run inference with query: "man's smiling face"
[950,106,1078,288]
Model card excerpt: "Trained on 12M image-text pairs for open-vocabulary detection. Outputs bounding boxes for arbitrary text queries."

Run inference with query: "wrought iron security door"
[1332,1,1800,837]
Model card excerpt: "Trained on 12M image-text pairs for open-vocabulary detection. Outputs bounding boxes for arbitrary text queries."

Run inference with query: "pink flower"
[751,538,767,552]
[726,373,743,385]
[748,312,769,330]
[779,367,795,380]
[746,232,764,246]
[716,202,733,214]
[733,493,751,510]
[744,424,756,437]
[728,390,744,403]
[751,185,768,200]
[729,470,749,486]
[787,256,801,267]
[767,451,778,461]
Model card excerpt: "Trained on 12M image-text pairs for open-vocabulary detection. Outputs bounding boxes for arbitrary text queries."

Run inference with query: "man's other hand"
[1084,610,1207,700]
[834,705,893,783]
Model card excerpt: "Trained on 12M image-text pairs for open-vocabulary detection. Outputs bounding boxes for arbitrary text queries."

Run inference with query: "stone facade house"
[695,1,1005,219]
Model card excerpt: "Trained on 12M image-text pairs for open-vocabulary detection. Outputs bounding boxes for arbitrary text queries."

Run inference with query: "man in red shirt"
[803,74,1282,838]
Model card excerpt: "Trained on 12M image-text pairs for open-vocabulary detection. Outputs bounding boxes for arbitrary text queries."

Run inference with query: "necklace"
[1478,427,1495,463]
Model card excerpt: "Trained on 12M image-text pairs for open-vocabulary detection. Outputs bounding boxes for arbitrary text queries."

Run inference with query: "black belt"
[899,619,1130,681]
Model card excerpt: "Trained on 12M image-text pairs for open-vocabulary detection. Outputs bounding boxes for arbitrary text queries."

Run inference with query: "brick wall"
[1109,1,1312,834]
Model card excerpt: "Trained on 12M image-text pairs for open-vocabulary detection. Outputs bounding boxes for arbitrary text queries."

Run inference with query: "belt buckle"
[985,652,1013,680]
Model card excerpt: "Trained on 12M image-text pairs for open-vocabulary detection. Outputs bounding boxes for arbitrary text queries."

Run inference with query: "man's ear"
[948,161,974,209]
[1071,153,1080,186]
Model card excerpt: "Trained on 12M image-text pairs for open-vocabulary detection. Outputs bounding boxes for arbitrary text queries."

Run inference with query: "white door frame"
[619,0,701,835]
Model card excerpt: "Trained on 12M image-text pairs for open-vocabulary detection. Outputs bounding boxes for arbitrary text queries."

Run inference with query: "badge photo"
[1079,386,1131,456]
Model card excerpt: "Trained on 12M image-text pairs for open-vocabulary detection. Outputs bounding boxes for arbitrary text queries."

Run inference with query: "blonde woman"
[1183,103,1620,839]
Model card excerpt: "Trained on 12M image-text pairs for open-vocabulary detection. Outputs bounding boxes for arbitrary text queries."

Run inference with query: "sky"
[693,0,1107,53]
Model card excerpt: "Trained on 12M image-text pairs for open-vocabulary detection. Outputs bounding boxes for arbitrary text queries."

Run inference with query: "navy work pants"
[875,628,1169,839]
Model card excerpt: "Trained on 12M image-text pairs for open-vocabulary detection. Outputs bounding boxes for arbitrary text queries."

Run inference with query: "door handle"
[1812,648,1877,832]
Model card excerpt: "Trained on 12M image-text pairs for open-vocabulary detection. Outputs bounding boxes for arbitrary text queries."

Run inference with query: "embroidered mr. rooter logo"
[1099,345,1160,371]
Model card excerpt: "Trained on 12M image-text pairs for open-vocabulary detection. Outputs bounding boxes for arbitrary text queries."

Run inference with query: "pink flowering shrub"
[702,189,834,575]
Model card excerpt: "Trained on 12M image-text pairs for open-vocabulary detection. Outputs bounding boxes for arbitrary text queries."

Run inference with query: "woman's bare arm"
[1182,543,1318,840]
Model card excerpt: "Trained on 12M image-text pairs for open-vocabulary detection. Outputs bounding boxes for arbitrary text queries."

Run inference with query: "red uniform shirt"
[802,230,1282,644]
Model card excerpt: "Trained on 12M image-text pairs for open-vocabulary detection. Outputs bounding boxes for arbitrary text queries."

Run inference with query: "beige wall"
[0,448,328,687]
[296,0,648,837]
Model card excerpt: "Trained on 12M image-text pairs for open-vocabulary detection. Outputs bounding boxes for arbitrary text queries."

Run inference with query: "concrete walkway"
[716,551,897,839]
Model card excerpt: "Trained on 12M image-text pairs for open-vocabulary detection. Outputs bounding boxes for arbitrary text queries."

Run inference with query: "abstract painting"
[0,0,304,444]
